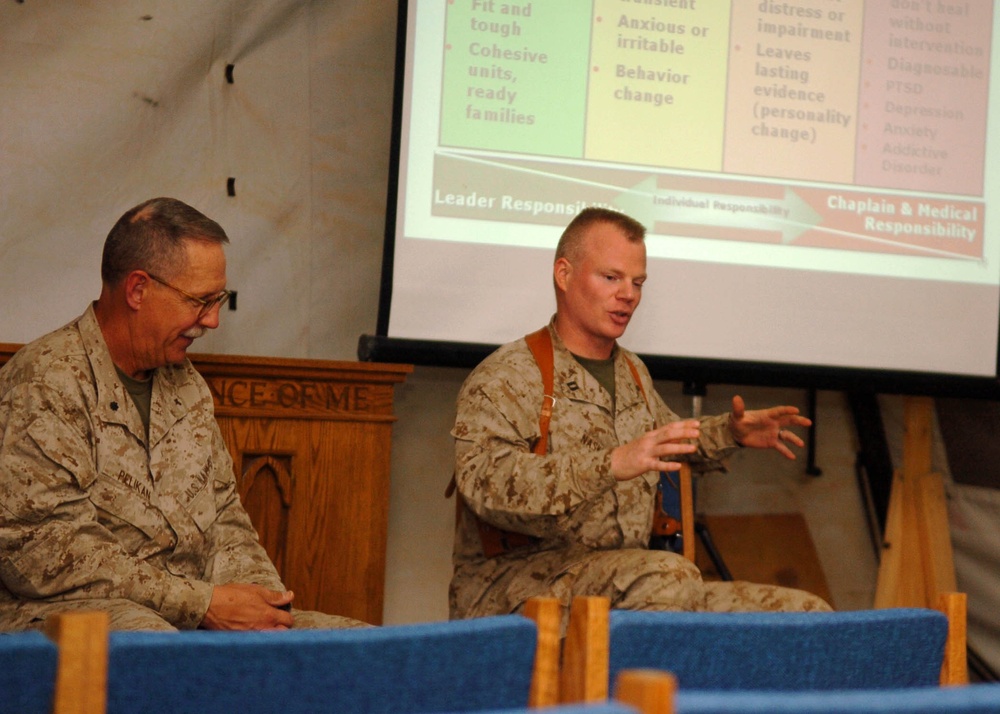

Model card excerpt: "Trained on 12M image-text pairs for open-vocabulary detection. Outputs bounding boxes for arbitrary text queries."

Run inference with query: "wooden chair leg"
[615,669,678,714]
[679,463,695,563]
[937,591,969,686]
[560,595,610,704]
[523,596,561,707]
[44,610,109,714]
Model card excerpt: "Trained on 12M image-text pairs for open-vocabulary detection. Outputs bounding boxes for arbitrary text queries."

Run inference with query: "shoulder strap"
[527,330,651,452]
[446,329,554,498]
[524,328,555,456]
[453,329,555,558]
[623,355,649,409]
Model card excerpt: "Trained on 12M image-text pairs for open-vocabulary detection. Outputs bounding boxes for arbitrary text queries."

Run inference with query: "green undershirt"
[115,366,153,438]
[572,353,616,406]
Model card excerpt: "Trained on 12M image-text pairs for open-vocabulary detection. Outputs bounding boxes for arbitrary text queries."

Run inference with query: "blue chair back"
[0,631,59,714]
[676,682,1000,713]
[106,615,539,714]
[608,607,948,691]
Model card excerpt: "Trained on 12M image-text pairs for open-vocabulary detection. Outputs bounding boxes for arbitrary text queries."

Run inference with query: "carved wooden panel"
[192,353,411,625]
[239,453,294,578]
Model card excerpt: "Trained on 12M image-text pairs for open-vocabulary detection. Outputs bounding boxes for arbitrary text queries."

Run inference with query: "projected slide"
[386,0,1000,380]
[428,0,988,262]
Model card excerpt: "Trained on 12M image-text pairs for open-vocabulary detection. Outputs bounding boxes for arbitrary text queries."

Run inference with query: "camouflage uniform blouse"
[450,321,738,619]
[0,305,283,630]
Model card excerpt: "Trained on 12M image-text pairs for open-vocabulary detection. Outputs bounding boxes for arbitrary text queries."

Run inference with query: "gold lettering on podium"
[207,378,372,414]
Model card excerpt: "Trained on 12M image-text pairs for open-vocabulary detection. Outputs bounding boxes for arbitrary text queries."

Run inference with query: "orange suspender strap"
[523,328,555,457]
[530,327,646,447]
[623,357,647,404]
[444,328,552,501]
[467,328,554,558]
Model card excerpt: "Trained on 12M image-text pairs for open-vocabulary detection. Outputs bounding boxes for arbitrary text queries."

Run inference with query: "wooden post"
[44,611,109,714]
[679,464,695,563]
[938,592,969,686]
[874,396,956,609]
[918,469,958,604]
[560,596,610,704]
[523,596,561,708]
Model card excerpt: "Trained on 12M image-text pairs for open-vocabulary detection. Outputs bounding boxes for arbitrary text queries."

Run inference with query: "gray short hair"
[101,197,229,286]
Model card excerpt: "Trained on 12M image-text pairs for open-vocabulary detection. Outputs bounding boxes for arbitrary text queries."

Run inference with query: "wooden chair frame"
[524,596,562,707]
[44,611,110,714]
[560,591,968,703]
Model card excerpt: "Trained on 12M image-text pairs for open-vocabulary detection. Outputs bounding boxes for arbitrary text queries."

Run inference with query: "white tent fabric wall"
[0,1,395,360]
[952,485,1000,679]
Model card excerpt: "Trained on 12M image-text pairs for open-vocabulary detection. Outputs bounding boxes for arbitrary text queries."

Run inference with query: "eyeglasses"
[145,271,232,318]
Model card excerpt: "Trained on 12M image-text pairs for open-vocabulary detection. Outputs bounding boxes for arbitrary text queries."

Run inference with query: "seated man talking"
[450,207,831,626]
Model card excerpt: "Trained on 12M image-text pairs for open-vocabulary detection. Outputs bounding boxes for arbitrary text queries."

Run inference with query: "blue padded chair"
[560,595,959,703]
[0,631,59,714]
[606,607,948,691]
[675,682,1000,714]
[106,615,546,714]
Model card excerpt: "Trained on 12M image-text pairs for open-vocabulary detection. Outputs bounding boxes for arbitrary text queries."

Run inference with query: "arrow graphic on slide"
[614,177,823,244]
[433,150,981,260]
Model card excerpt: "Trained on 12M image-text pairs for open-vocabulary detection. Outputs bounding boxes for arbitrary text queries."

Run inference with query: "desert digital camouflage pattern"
[450,321,830,625]
[0,305,363,631]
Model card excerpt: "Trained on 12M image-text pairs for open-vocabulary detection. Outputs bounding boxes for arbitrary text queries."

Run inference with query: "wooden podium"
[0,344,411,625]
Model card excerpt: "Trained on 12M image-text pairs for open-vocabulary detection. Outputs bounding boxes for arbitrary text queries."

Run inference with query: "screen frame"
[366,0,1000,401]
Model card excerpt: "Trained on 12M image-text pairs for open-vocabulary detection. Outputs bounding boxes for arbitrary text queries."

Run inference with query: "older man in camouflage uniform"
[450,207,831,625]
[0,197,364,631]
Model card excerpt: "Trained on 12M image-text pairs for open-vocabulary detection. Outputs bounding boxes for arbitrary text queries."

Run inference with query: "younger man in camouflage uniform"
[0,197,365,631]
[450,207,831,624]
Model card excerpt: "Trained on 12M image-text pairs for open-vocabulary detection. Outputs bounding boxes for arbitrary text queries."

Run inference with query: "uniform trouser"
[13,598,370,631]
[509,548,832,630]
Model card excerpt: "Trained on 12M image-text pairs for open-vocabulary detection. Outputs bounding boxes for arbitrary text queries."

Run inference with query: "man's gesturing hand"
[610,419,699,481]
[728,395,812,459]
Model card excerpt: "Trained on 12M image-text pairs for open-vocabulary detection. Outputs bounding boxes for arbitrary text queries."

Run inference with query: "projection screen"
[367,0,1000,395]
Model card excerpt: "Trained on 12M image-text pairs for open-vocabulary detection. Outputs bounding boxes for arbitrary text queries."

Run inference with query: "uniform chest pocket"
[552,399,618,454]
[88,471,167,551]
[148,439,219,534]
[182,477,218,534]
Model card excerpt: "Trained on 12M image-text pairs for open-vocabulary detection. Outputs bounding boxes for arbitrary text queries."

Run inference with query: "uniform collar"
[546,320,644,413]
[78,303,199,444]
